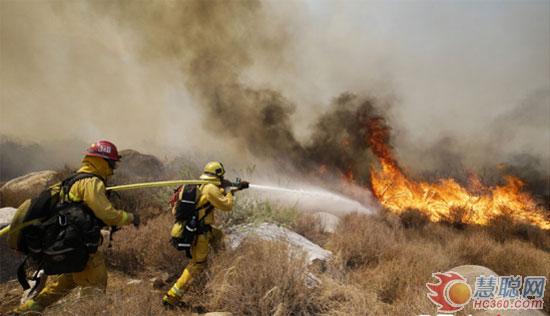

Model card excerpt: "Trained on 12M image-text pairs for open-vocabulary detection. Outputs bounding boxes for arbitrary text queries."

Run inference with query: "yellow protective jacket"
[61,156,134,227]
[172,182,233,225]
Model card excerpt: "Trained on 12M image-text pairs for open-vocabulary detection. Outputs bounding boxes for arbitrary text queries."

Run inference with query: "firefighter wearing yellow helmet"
[163,161,244,307]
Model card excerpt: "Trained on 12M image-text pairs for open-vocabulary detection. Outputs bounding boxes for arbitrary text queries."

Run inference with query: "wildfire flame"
[366,117,550,229]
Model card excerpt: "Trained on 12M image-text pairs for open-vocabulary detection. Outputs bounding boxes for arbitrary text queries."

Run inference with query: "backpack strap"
[60,173,101,203]
[17,257,31,290]
[197,203,214,223]
[195,183,214,223]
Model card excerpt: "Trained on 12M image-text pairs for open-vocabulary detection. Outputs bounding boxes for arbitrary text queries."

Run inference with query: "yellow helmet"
[201,161,225,180]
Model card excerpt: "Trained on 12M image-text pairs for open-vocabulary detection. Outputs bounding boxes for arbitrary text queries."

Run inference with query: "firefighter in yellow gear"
[162,161,235,307]
[14,141,138,314]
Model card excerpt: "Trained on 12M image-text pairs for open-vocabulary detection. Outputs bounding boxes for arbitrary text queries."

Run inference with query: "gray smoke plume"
[1,0,548,203]
[83,0,387,181]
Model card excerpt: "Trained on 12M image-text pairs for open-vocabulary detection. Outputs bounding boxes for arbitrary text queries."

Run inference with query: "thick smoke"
[1,0,548,204]
[86,0,388,182]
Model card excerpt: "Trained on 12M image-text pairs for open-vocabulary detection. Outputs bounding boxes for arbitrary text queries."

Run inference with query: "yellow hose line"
[0,224,10,238]
[106,179,219,192]
[0,180,217,237]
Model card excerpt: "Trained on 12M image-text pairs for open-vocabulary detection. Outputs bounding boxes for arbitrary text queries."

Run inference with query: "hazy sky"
[1,0,548,164]
[263,0,550,139]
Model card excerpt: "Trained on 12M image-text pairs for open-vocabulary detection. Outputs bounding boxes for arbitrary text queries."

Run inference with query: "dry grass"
[1,202,549,315]
[324,212,550,314]
[105,212,185,277]
[291,212,330,247]
[204,239,322,315]
[37,272,181,316]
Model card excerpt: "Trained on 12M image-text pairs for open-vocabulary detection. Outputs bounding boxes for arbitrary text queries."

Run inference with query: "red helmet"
[83,140,121,161]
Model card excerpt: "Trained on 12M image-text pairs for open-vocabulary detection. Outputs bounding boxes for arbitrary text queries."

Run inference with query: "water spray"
[250,184,371,213]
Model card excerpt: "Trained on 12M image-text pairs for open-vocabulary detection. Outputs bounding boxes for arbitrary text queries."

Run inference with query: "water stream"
[249,184,372,214]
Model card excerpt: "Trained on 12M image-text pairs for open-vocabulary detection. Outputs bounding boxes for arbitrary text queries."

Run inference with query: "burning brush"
[365,117,550,230]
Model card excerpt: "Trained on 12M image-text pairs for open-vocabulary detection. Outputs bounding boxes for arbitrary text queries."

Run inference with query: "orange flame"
[367,117,550,229]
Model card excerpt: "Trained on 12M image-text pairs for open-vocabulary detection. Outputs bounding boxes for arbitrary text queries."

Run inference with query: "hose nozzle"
[222,178,250,192]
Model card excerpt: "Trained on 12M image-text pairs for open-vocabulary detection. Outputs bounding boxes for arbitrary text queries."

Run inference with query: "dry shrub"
[2,201,549,314]
[398,208,429,229]
[448,231,550,312]
[106,212,184,276]
[205,239,322,315]
[325,211,550,314]
[39,272,179,316]
[360,244,449,300]
[315,277,380,316]
[439,206,468,230]
[326,213,452,315]
[292,212,330,246]
[486,214,550,251]
[327,213,404,270]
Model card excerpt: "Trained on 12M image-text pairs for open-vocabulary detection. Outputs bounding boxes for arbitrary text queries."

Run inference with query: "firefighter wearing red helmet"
[15,140,139,314]
[84,140,121,161]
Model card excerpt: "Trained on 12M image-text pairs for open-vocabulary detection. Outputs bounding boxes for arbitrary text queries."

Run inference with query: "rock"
[0,207,23,283]
[0,207,17,227]
[0,170,60,207]
[448,265,545,316]
[227,223,332,263]
[112,149,166,183]
[127,279,143,285]
[313,211,340,233]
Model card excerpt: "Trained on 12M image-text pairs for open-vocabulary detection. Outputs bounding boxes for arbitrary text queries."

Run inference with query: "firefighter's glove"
[132,214,141,228]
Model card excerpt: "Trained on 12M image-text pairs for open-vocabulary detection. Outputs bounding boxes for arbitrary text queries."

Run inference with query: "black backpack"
[171,185,213,258]
[15,173,105,289]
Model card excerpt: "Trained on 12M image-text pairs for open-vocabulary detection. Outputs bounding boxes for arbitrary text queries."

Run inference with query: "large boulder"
[226,223,332,263]
[0,207,23,283]
[112,149,166,183]
[0,171,60,207]
[108,150,168,214]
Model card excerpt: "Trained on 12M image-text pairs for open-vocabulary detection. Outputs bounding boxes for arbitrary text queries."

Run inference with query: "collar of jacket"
[77,156,112,181]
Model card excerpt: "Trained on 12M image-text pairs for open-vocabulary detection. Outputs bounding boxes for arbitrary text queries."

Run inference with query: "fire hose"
[0,178,249,238]
[105,179,220,192]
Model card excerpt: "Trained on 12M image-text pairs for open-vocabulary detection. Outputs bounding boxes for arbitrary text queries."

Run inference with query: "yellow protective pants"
[15,252,107,313]
[165,227,223,301]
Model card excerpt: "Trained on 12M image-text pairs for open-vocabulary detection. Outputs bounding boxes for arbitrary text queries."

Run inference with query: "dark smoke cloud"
[91,1,299,158]
[88,0,387,182]
[396,89,550,204]
[1,0,547,205]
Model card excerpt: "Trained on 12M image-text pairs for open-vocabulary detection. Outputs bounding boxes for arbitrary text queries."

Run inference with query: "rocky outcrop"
[112,149,166,183]
[0,170,60,207]
[226,223,332,263]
